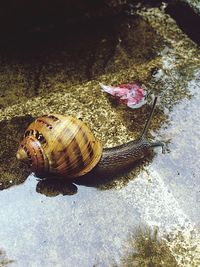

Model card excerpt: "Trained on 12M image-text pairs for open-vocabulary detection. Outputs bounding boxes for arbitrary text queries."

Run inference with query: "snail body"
[16,97,163,180]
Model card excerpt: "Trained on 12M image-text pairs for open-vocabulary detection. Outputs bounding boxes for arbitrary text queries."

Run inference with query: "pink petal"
[100,82,147,109]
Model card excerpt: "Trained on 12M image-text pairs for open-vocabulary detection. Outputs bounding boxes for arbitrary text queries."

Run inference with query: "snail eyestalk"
[140,97,164,150]
[141,96,158,139]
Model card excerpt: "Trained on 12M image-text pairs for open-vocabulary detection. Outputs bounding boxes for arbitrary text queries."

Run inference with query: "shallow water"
[0,4,200,267]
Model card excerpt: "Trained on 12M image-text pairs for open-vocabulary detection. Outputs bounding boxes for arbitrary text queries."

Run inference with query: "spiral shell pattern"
[16,114,102,178]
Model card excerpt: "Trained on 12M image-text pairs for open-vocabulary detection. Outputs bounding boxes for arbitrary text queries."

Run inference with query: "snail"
[16,97,164,180]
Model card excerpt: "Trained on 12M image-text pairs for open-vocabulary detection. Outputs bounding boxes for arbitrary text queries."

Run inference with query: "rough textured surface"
[182,0,200,13]
[0,4,200,267]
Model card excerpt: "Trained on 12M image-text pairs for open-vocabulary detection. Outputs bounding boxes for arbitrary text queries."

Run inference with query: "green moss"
[0,249,14,267]
[120,228,178,267]
[0,116,33,190]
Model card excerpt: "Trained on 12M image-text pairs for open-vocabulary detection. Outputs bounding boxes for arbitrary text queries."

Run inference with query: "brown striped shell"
[16,114,102,179]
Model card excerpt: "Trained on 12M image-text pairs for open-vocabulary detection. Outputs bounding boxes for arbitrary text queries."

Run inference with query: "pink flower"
[100,82,147,108]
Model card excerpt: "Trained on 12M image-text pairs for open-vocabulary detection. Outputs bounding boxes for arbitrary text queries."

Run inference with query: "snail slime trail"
[16,97,164,180]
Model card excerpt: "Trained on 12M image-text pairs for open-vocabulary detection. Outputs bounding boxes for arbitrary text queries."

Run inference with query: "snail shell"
[16,114,102,178]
